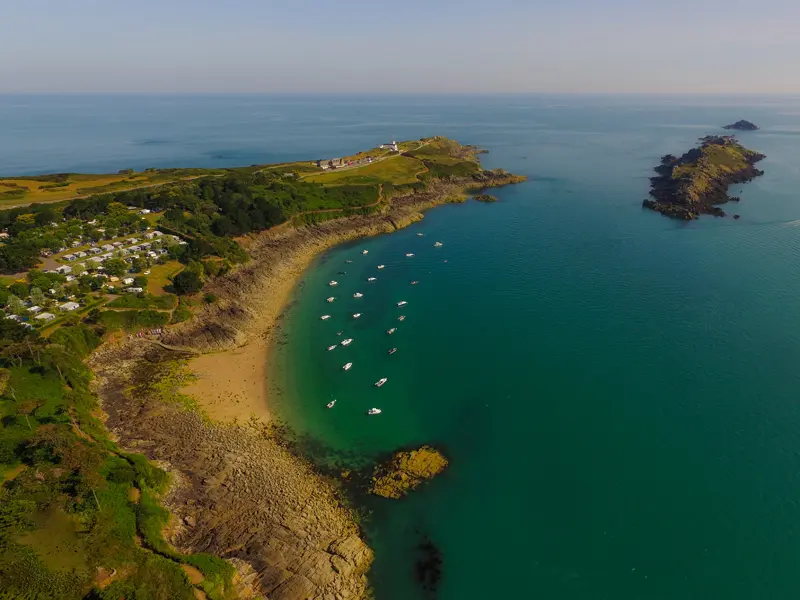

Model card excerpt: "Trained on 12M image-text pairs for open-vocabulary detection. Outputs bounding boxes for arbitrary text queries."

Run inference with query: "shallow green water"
[271,97,800,599]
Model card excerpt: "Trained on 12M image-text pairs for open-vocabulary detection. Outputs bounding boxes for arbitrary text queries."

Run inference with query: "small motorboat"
[346,260,353,263]
[406,253,415,257]
[388,348,397,355]
[353,292,364,298]
[329,280,338,286]
[320,315,331,320]
[367,277,377,282]
[341,338,353,346]
[444,260,448,263]
[353,313,362,319]
[410,281,419,285]
[327,344,337,351]
[338,271,347,275]
[417,233,424,236]
[327,297,335,303]
[377,265,385,269]
[337,331,343,336]
[397,315,406,322]
[386,328,396,335]
[343,362,352,371]
[374,378,388,388]
[327,399,337,409]
[362,250,369,255]
[434,241,443,247]
[367,408,382,415]
[397,301,408,307]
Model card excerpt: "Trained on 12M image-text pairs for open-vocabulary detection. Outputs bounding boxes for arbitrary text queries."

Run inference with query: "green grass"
[98,309,170,331]
[107,294,177,310]
[304,155,426,186]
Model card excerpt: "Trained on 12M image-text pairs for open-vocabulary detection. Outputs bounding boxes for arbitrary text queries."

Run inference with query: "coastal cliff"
[642,135,765,219]
[90,144,526,599]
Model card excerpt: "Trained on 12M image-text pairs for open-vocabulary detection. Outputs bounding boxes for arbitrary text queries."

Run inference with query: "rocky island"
[369,446,449,499]
[723,120,759,131]
[642,135,765,219]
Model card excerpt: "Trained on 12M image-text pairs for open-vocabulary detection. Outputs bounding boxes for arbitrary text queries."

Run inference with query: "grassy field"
[147,260,183,295]
[0,169,225,208]
[304,155,427,186]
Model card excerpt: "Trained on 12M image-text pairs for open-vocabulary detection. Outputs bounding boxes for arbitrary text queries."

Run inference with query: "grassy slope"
[303,154,427,186]
[671,141,762,203]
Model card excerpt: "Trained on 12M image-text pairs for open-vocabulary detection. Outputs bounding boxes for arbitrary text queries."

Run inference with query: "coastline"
[91,167,526,599]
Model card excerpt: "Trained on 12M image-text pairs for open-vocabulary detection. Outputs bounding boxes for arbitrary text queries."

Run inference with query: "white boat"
[374,378,388,388]
[388,348,397,355]
[341,338,353,346]
[362,250,369,255]
[320,315,331,320]
[329,280,338,286]
[377,265,385,269]
[346,260,353,263]
[397,301,408,307]
[367,408,382,415]
[327,297,335,303]
[386,328,396,335]
[406,253,415,257]
[398,315,406,322]
[327,344,337,351]
[353,292,363,298]
[434,241,443,247]
[327,399,337,408]
[410,281,419,285]
[343,362,352,371]
[353,313,361,319]
[367,277,377,282]
[417,233,424,236]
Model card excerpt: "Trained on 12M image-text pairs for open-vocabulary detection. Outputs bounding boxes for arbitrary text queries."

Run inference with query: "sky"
[2,0,800,94]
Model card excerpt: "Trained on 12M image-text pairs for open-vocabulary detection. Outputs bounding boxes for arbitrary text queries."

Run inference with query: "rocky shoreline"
[643,135,765,220]
[90,166,526,599]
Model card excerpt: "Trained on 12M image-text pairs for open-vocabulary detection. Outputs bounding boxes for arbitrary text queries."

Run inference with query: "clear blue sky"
[2,0,799,93]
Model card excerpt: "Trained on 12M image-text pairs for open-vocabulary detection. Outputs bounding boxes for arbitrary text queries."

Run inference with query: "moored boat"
[367,408,382,415]
[362,250,369,255]
[377,265,385,269]
[367,277,377,282]
[343,362,352,371]
[327,297,335,303]
[417,232,424,236]
[386,328,396,335]
[410,281,419,285]
[327,399,337,408]
[329,280,338,286]
[398,315,406,321]
[405,253,415,257]
[353,292,363,298]
[388,348,397,355]
[320,315,331,320]
[434,241,443,247]
[327,344,337,351]
[352,313,361,319]
[374,378,388,387]
[341,338,353,346]
[397,301,408,307]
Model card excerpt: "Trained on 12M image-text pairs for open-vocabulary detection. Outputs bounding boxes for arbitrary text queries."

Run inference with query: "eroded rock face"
[369,446,449,499]
[91,345,373,600]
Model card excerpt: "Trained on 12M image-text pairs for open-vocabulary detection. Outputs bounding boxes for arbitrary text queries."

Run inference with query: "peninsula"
[0,137,525,599]
[642,135,765,220]
[723,120,759,131]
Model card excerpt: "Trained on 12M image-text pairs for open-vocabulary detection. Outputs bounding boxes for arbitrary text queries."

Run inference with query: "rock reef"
[642,135,765,219]
[723,120,759,131]
[473,194,498,203]
[369,446,449,499]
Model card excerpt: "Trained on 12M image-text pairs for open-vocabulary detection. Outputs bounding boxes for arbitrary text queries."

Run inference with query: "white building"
[380,140,399,152]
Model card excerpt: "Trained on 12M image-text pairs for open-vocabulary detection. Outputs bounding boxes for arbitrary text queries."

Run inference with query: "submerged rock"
[369,446,448,499]
[415,536,443,594]
[473,194,498,203]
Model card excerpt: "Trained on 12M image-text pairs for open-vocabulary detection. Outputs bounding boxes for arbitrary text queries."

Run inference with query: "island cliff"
[723,120,759,131]
[642,135,765,220]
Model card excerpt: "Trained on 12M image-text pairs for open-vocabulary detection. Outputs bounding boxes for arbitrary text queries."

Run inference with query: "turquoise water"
[6,94,800,598]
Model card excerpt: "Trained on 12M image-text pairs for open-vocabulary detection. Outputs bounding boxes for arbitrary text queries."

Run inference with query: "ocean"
[5,94,800,599]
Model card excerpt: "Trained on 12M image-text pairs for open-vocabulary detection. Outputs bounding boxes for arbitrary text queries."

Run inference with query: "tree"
[71,262,86,277]
[172,270,203,295]
[6,294,25,315]
[104,259,128,278]
[30,287,46,306]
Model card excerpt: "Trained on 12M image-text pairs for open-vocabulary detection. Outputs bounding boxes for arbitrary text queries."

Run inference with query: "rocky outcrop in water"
[369,446,449,499]
[723,120,759,131]
[473,194,498,202]
[642,135,765,219]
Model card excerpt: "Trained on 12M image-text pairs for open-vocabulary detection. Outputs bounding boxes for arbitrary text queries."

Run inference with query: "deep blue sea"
[6,94,800,599]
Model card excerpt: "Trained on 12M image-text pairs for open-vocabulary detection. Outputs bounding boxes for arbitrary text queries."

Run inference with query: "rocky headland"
[90,143,525,599]
[369,446,449,499]
[642,135,765,220]
[723,120,759,131]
